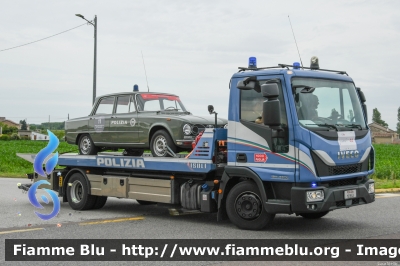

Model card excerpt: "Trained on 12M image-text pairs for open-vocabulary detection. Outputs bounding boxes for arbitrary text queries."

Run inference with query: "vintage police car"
[65,92,227,157]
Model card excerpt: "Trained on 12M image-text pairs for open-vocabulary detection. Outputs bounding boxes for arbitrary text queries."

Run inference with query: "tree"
[0,123,18,134]
[372,108,388,127]
[397,107,400,136]
[19,119,27,130]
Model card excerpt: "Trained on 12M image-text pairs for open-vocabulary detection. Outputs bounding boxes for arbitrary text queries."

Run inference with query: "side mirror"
[356,87,366,103]
[356,87,368,122]
[237,76,261,92]
[208,105,214,114]
[261,83,281,129]
[261,83,279,98]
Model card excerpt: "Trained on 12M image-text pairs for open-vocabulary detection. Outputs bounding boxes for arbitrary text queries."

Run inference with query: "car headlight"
[183,124,192,135]
[306,190,324,202]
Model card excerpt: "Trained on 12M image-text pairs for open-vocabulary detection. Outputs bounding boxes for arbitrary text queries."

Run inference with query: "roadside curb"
[375,188,400,193]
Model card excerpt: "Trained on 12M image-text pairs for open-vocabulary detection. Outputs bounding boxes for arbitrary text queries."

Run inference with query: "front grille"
[336,198,361,207]
[328,163,361,176]
[336,200,346,207]
[325,177,358,187]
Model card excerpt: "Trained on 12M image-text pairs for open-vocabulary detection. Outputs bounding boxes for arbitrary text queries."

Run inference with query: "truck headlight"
[368,183,375,193]
[306,190,324,202]
[183,124,192,135]
[224,124,228,129]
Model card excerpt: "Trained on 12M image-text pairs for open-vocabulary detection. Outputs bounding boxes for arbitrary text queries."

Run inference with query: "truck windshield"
[292,78,367,130]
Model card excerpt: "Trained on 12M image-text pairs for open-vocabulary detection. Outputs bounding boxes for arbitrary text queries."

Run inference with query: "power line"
[0,22,89,52]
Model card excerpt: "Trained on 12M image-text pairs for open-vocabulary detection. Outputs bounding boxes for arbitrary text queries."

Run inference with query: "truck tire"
[92,196,108,209]
[226,181,275,230]
[299,211,329,219]
[78,134,98,155]
[66,173,96,210]
[150,130,177,157]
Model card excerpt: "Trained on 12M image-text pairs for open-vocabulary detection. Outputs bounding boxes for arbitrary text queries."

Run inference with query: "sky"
[1,0,399,129]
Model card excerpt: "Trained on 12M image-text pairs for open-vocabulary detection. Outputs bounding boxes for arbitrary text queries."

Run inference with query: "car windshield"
[292,78,367,130]
[136,94,187,112]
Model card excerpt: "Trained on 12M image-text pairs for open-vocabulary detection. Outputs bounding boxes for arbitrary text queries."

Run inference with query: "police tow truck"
[18,57,375,230]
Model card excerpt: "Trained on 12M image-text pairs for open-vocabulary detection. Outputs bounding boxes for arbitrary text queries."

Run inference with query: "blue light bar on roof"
[293,62,301,69]
[248,57,257,68]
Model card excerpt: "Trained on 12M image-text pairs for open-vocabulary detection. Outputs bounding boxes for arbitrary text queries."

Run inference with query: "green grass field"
[0,141,399,189]
[0,140,78,177]
[371,144,400,189]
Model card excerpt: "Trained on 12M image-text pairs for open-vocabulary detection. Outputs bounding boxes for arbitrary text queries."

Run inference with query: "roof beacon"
[133,84,139,91]
[310,56,319,70]
[248,57,257,69]
[293,62,301,69]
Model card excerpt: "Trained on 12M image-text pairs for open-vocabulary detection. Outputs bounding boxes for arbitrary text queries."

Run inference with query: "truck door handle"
[236,153,247,163]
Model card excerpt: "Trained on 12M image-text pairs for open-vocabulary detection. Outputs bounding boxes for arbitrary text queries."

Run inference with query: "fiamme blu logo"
[29,130,61,220]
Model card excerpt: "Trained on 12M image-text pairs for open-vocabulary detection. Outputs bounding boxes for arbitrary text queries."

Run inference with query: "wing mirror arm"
[208,105,218,130]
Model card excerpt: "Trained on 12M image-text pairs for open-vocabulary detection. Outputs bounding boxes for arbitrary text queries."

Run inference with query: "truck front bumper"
[290,179,375,213]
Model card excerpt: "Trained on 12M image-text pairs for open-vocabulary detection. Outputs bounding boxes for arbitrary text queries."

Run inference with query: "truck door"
[235,75,296,183]
[111,95,139,144]
[88,96,115,144]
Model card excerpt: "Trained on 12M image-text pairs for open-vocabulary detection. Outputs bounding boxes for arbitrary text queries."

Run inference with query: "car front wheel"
[150,130,177,157]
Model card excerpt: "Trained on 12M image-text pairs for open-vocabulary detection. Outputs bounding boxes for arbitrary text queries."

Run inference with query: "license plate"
[344,189,356,199]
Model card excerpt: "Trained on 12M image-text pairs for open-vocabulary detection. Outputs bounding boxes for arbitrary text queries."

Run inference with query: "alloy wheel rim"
[153,135,167,156]
[80,137,91,154]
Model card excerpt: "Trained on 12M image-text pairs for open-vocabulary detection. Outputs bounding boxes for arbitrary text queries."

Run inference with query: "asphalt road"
[1,177,400,266]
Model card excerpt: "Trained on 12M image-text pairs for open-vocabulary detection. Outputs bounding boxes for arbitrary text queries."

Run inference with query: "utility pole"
[76,14,97,105]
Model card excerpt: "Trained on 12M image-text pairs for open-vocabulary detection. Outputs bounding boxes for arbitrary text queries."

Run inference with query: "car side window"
[95,96,115,115]
[143,100,160,111]
[115,95,132,114]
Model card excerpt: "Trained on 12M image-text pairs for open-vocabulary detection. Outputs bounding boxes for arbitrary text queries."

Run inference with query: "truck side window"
[95,96,115,115]
[240,82,288,127]
[240,81,289,153]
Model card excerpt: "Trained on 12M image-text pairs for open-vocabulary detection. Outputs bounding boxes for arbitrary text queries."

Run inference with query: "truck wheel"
[66,173,96,210]
[92,196,108,209]
[150,130,177,157]
[299,211,329,219]
[226,181,275,230]
[78,134,98,155]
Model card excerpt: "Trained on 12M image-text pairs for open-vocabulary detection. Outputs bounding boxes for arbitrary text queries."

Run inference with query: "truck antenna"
[288,15,304,68]
[141,50,150,92]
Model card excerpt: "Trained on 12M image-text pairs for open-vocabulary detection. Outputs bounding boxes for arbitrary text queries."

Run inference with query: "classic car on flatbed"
[65,91,227,157]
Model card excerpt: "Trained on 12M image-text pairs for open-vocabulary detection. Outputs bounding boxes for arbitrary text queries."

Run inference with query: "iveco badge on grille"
[338,150,359,159]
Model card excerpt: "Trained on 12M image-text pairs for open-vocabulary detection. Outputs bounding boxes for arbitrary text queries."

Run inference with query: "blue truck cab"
[219,57,375,228]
